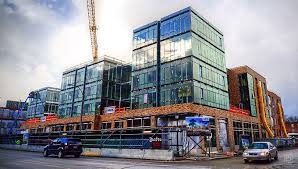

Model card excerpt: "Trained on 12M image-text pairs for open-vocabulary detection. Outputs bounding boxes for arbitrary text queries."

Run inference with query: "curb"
[81,151,101,157]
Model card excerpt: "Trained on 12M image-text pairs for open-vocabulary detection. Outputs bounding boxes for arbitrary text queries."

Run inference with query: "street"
[0,149,298,169]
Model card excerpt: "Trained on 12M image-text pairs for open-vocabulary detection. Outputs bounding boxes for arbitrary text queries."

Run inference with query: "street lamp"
[175,114,179,156]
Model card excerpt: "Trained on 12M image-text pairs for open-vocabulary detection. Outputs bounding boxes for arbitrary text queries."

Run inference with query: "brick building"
[268,91,283,137]
[286,122,298,134]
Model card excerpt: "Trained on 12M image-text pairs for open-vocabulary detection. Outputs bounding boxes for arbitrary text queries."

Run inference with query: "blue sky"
[0,0,297,117]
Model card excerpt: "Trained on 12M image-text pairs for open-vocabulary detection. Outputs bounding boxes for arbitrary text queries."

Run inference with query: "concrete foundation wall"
[0,144,44,152]
[100,148,174,161]
[0,144,174,161]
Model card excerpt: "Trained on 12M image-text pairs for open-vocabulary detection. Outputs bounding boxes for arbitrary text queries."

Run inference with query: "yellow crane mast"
[87,0,98,60]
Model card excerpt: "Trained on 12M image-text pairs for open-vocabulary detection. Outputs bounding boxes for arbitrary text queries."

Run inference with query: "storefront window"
[233,121,243,145]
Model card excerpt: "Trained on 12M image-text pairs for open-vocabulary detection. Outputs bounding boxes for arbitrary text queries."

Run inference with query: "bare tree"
[285,115,298,122]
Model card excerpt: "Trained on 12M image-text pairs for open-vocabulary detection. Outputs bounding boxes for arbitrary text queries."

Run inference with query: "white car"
[243,142,278,163]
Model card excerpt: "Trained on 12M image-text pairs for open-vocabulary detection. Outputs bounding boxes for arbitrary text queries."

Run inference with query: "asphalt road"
[0,148,298,169]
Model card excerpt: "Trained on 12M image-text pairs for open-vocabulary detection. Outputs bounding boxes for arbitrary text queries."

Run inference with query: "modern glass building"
[58,56,131,118]
[27,87,60,119]
[132,7,229,110]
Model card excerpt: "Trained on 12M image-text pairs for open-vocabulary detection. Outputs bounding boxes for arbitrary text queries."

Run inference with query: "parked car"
[43,138,83,158]
[243,142,278,163]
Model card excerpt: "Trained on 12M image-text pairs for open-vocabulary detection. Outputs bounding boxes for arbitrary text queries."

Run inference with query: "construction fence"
[0,127,213,157]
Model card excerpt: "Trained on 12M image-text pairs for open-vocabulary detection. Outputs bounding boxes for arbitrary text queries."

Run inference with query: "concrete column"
[93,115,100,131]
[63,124,67,132]
[98,121,102,130]
[48,126,52,133]
[215,116,220,151]
[242,121,245,135]
[91,122,95,130]
[251,122,254,142]
[150,116,156,127]
[123,120,127,129]
[111,120,115,129]
[73,124,78,131]
[227,118,235,151]
[258,122,262,140]
[199,136,206,155]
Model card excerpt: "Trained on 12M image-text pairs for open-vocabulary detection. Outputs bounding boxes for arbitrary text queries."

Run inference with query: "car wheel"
[58,150,64,158]
[244,159,249,163]
[74,153,80,158]
[43,150,48,157]
[267,154,271,163]
[274,152,278,160]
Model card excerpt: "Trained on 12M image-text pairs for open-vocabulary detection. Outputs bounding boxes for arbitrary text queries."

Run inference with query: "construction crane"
[87,0,98,61]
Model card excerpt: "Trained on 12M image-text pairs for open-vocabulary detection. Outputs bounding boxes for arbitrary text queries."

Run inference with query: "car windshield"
[68,139,81,144]
[248,143,268,149]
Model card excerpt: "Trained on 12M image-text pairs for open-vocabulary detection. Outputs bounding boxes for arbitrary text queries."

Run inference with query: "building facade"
[286,122,298,134]
[27,87,60,119]
[227,66,270,137]
[131,7,229,110]
[268,91,283,137]
[57,56,131,130]
[227,66,269,117]
[21,7,287,154]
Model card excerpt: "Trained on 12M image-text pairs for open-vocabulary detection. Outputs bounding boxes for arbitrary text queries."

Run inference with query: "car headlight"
[260,151,269,156]
[243,152,248,155]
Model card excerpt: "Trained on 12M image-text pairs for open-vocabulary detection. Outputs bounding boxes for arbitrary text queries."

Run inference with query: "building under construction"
[21,7,288,155]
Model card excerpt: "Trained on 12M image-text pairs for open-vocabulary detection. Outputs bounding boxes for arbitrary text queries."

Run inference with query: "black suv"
[43,138,83,158]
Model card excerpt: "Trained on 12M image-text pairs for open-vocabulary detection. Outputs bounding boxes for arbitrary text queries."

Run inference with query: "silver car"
[243,142,278,163]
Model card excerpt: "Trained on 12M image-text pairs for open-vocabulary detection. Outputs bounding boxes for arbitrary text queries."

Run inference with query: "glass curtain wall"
[27,87,60,118]
[190,12,224,51]
[160,57,192,86]
[59,59,131,118]
[132,23,158,109]
[159,8,229,110]
[247,74,257,116]
[238,73,251,110]
[238,73,257,116]
[131,7,229,110]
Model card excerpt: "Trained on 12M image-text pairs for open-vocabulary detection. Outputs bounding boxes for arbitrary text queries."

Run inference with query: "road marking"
[11,159,65,169]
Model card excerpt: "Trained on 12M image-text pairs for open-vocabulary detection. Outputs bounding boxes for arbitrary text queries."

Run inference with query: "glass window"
[199,65,203,77]
[133,118,142,127]
[200,88,204,99]
[101,122,111,130]
[161,13,190,40]
[127,119,133,128]
[142,117,151,127]
[86,63,103,83]
[114,121,123,129]
[133,25,158,49]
